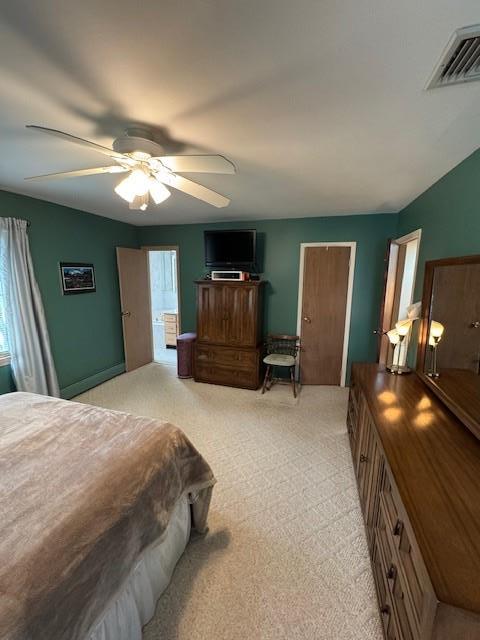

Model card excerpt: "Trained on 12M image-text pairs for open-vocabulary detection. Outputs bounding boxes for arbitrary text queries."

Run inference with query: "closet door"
[224,284,258,347]
[300,246,351,385]
[197,283,226,344]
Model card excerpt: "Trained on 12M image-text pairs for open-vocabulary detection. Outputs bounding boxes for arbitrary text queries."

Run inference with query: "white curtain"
[0,217,59,396]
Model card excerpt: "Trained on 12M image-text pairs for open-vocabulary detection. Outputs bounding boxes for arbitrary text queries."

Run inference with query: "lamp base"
[386,365,412,375]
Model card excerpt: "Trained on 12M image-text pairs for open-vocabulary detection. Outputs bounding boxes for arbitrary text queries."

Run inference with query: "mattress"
[0,392,215,640]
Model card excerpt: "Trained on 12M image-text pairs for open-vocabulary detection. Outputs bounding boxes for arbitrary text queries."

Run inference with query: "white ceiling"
[1,0,480,226]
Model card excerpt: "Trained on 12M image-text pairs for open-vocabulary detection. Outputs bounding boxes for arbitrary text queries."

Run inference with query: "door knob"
[303,316,311,323]
[121,311,131,318]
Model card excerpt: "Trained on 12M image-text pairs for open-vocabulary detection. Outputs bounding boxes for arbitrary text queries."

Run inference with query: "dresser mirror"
[417,255,480,440]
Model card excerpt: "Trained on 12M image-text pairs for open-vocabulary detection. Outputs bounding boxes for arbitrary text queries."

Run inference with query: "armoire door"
[224,285,257,347]
[197,283,226,343]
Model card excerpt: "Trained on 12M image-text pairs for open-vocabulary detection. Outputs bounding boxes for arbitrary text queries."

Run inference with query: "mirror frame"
[417,254,480,441]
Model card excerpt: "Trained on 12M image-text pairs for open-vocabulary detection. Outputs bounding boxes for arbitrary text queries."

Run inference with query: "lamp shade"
[114,169,150,203]
[149,177,171,205]
[430,320,444,340]
[395,319,412,337]
[387,328,400,345]
[406,301,422,320]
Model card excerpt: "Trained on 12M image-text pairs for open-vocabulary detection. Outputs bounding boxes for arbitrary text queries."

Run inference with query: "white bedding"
[87,495,191,640]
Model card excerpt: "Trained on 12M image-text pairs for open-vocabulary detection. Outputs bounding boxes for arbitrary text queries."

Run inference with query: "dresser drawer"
[377,477,428,639]
[396,519,426,632]
[391,564,415,640]
[375,522,415,640]
[380,468,402,541]
[196,344,258,370]
[373,539,401,640]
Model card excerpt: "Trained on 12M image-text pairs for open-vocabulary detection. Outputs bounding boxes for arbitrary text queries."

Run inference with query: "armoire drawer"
[196,344,258,370]
[195,362,258,389]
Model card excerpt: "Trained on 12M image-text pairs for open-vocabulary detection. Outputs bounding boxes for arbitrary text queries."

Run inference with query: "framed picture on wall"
[60,263,96,295]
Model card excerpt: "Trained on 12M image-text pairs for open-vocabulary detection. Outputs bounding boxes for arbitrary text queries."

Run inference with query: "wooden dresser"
[163,312,178,347]
[348,363,480,640]
[194,280,264,389]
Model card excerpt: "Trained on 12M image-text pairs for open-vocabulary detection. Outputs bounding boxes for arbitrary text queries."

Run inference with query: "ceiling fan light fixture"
[129,192,149,211]
[131,150,151,161]
[149,177,171,205]
[114,175,135,203]
[129,168,150,196]
[114,168,150,203]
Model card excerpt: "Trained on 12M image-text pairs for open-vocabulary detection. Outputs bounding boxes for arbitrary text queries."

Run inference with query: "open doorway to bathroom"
[146,247,180,366]
[377,229,421,368]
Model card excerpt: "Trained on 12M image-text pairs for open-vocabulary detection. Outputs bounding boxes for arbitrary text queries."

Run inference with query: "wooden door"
[300,246,351,384]
[224,285,257,347]
[116,247,153,372]
[197,283,226,344]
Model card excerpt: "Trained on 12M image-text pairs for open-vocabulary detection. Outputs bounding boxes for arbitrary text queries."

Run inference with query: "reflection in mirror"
[419,255,480,441]
[427,263,480,377]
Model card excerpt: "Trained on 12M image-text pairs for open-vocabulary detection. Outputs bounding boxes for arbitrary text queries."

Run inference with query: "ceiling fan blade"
[153,155,236,174]
[26,125,128,160]
[25,166,128,181]
[159,173,230,208]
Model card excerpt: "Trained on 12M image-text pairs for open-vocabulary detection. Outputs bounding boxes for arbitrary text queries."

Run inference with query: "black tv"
[204,229,256,268]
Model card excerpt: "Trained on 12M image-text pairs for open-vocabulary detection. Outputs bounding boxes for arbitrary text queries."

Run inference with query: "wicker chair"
[261,334,301,398]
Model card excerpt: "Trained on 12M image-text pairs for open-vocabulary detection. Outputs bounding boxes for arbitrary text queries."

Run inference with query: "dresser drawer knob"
[386,564,397,581]
[393,519,403,537]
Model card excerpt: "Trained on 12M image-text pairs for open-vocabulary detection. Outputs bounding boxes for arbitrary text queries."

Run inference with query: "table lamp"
[427,320,444,378]
[386,319,413,374]
[386,328,401,374]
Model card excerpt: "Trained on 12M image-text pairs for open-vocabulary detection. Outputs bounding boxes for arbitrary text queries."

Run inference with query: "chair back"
[265,334,300,358]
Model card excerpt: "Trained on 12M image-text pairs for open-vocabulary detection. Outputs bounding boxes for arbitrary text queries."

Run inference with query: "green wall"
[138,214,397,376]
[0,190,138,397]
[398,147,480,298]
[2,143,477,398]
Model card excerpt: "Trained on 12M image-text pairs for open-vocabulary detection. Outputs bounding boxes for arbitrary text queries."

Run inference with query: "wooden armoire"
[194,280,265,389]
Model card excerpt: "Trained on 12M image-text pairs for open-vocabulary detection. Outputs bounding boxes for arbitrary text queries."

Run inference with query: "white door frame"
[381,228,422,367]
[142,245,181,334]
[296,242,356,387]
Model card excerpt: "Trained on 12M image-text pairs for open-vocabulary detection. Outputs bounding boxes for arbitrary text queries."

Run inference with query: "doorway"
[377,229,421,367]
[146,247,180,366]
[297,243,356,386]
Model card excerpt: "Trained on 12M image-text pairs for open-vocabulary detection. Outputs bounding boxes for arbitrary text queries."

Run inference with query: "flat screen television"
[204,229,256,268]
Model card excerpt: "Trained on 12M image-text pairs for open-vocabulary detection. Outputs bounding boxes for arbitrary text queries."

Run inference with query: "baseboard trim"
[60,363,126,399]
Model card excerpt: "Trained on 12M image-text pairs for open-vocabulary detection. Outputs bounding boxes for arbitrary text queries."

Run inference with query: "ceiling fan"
[25,125,236,211]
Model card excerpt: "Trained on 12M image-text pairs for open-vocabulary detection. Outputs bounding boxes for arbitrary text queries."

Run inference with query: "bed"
[0,392,215,640]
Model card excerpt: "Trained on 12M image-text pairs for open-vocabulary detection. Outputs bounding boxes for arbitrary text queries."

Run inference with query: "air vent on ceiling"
[426,25,480,89]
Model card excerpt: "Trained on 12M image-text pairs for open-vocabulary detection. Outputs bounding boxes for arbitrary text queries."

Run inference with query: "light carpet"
[76,363,382,640]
